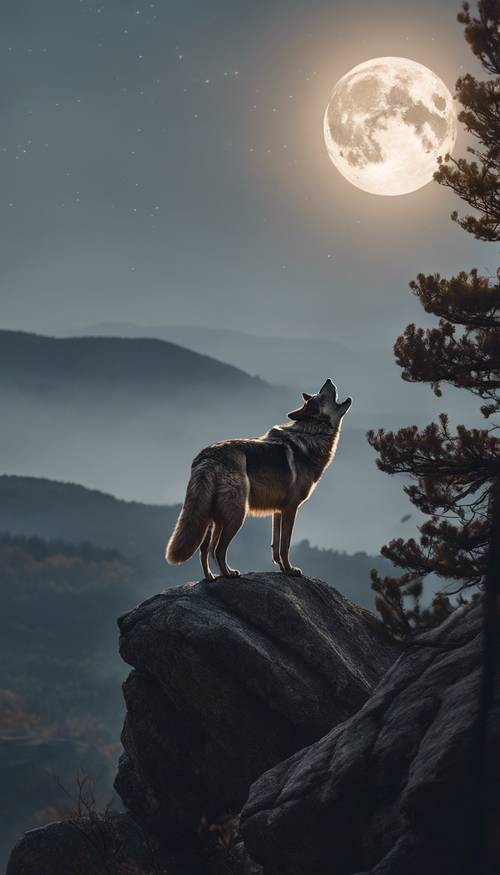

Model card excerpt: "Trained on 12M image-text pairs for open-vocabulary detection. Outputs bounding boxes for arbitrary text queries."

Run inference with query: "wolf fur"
[166,379,352,579]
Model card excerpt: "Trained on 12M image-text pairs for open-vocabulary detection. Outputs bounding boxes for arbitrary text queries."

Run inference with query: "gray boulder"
[115,572,398,845]
[240,602,484,875]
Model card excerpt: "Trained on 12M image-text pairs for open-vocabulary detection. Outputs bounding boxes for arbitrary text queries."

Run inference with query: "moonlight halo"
[324,57,457,196]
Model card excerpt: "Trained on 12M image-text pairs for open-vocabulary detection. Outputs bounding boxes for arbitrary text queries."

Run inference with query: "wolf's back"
[166,464,214,564]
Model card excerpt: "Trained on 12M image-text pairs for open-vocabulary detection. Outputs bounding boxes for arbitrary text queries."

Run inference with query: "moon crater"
[324,57,457,196]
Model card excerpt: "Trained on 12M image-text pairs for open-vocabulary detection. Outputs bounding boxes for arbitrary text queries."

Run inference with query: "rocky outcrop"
[114,572,398,845]
[8,572,492,875]
[240,602,485,875]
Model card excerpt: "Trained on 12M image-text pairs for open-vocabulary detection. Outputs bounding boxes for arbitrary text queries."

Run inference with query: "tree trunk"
[481,480,500,873]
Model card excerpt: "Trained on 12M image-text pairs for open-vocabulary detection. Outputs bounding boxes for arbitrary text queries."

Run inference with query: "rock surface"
[115,572,398,845]
[240,602,485,875]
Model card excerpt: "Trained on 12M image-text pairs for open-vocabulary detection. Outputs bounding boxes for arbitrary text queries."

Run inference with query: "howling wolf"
[166,379,352,579]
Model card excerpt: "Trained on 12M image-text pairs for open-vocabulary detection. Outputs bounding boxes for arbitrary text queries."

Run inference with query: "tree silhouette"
[367,0,500,639]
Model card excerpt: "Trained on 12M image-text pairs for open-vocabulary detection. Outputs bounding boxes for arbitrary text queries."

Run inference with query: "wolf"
[166,379,352,579]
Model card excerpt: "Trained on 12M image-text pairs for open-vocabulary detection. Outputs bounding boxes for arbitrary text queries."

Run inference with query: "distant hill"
[0,474,390,607]
[0,329,274,398]
[0,474,175,578]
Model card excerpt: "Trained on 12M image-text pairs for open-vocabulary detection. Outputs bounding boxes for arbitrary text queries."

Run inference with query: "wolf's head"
[288,379,352,426]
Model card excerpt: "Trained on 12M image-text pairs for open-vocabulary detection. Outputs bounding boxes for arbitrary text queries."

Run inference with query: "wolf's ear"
[289,396,320,420]
[288,403,309,420]
[302,392,313,402]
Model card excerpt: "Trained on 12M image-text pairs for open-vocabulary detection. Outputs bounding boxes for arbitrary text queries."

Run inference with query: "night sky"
[0,0,495,347]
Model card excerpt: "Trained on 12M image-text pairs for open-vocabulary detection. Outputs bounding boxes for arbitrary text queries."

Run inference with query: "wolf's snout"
[320,378,337,399]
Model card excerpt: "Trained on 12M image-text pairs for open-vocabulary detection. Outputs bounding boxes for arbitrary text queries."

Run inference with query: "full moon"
[324,57,457,196]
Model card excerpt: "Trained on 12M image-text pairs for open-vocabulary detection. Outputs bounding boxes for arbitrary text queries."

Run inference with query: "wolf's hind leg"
[214,502,246,578]
[272,512,283,569]
[200,525,215,581]
[279,504,301,576]
[215,512,245,577]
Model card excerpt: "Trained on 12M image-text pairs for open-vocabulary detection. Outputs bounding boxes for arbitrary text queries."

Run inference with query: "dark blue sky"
[0,0,495,347]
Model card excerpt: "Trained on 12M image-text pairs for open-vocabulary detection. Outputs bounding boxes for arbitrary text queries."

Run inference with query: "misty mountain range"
[1,328,426,553]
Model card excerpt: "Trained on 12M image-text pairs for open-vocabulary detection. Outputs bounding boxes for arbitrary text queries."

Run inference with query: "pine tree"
[367,0,500,639]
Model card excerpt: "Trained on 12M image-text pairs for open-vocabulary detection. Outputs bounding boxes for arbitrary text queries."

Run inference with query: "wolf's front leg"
[271,512,283,569]
[279,505,301,576]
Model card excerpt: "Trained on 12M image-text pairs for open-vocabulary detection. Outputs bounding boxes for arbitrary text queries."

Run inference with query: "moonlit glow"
[324,57,457,196]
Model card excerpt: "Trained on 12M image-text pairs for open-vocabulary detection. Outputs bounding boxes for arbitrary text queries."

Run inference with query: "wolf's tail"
[166,464,214,564]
